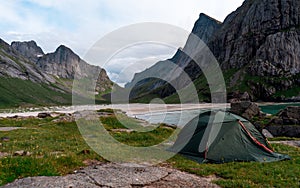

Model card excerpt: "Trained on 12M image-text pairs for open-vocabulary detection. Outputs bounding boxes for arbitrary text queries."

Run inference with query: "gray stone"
[266,125,300,138]
[1,137,10,142]
[1,163,220,188]
[262,129,274,138]
[13,150,31,156]
[11,41,44,63]
[37,113,51,119]
[230,101,261,120]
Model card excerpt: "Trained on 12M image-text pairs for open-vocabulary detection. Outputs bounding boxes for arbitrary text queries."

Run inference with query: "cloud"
[0,0,244,85]
[103,44,176,86]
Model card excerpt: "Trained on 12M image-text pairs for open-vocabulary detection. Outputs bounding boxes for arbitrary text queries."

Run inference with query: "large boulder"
[270,106,300,125]
[266,106,300,137]
[266,125,300,137]
[230,101,261,120]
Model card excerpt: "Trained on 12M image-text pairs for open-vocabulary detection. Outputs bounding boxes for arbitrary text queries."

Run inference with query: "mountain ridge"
[0,38,113,107]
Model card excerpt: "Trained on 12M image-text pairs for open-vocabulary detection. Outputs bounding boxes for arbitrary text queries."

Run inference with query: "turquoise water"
[135,103,300,126]
[259,103,300,115]
[135,109,204,127]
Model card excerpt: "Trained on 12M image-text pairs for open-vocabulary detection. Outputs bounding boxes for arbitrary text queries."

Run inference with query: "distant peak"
[55,45,74,53]
[54,45,80,59]
[0,38,9,46]
[199,13,222,24]
[11,40,37,45]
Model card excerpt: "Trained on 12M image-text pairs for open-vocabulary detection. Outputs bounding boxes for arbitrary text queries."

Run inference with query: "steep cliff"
[11,40,44,63]
[128,0,300,102]
[211,0,300,101]
[126,13,222,99]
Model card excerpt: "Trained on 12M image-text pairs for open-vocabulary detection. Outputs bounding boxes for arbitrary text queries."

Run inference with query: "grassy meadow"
[0,111,299,187]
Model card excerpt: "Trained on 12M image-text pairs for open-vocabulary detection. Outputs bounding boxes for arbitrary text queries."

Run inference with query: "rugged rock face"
[210,0,300,101]
[126,13,222,99]
[0,39,55,83]
[37,45,97,79]
[36,45,113,92]
[127,0,300,102]
[0,38,114,106]
[11,41,44,63]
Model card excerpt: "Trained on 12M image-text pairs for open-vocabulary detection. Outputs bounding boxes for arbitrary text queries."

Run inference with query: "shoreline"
[0,103,230,118]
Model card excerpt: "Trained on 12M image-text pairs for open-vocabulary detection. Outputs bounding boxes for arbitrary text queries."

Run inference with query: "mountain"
[0,39,113,108]
[126,0,300,102]
[11,40,44,63]
[125,13,222,100]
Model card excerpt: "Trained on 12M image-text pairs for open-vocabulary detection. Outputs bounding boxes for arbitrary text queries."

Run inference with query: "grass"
[0,78,72,108]
[0,111,299,187]
[168,144,300,187]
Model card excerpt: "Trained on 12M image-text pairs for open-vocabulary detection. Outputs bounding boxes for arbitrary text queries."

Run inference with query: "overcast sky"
[0,0,244,86]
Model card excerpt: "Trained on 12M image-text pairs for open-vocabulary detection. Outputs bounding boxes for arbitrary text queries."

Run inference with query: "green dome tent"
[169,111,290,163]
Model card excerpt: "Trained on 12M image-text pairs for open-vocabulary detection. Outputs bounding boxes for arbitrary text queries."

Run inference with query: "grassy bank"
[0,112,299,187]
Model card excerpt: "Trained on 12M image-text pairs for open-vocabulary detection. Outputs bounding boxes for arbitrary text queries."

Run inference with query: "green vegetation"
[0,78,72,108]
[169,144,300,187]
[0,112,299,187]
[274,86,300,98]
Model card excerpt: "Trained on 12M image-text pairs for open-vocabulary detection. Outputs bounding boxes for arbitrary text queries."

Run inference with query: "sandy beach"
[0,103,230,118]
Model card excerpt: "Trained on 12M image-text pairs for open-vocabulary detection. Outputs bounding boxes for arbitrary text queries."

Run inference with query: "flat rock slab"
[1,163,220,188]
[271,141,300,148]
[0,127,26,132]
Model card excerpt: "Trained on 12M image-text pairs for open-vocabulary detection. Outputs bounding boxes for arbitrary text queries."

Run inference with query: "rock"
[266,125,300,138]
[228,91,252,103]
[270,106,300,125]
[1,137,10,142]
[37,113,51,118]
[123,0,300,102]
[240,92,251,101]
[0,38,55,84]
[11,41,44,63]
[262,129,274,138]
[52,113,74,123]
[111,129,134,133]
[79,149,91,155]
[13,150,31,156]
[278,106,300,120]
[1,163,220,188]
[230,101,261,120]
[125,13,222,99]
[36,45,113,92]
[0,152,9,158]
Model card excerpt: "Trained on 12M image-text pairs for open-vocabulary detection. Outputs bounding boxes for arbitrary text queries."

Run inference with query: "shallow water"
[259,102,300,115]
[134,109,206,127]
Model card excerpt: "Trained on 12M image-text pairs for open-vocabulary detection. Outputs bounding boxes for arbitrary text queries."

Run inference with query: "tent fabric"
[169,111,290,163]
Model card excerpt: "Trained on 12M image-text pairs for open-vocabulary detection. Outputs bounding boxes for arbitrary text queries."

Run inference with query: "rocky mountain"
[11,40,44,63]
[127,0,300,102]
[0,39,54,84]
[0,38,113,107]
[126,13,222,99]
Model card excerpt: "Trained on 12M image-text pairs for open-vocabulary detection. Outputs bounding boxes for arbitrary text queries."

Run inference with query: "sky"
[0,0,244,86]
